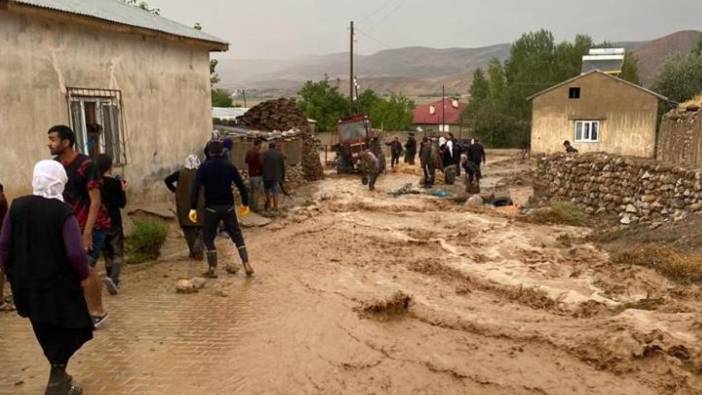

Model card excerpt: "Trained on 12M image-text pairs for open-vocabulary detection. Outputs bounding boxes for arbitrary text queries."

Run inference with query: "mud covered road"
[1,155,701,394]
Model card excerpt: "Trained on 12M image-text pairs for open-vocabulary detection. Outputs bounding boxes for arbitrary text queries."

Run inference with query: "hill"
[216,30,702,100]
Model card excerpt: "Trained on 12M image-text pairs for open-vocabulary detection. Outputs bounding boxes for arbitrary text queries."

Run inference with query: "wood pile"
[237,98,323,181]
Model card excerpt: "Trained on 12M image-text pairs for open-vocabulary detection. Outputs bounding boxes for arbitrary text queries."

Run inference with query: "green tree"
[211,89,233,107]
[620,53,641,85]
[469,68,490,105]
[693,34,702,56]
[356,89,380,116]
[369,94,414,130]
[652,52,702,104]
[297,79,351,132]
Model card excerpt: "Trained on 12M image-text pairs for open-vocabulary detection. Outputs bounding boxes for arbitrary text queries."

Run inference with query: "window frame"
[569,87,581,99]
[574,120,600,143]
[66,88,127,165]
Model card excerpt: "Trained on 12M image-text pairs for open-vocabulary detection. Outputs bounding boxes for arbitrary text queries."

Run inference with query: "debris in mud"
[572,300,609,318]
[356,291,412,318]
[176,279,197,294]
[465,194,484,207]
[190,277,208,290]
[389,183,421,197]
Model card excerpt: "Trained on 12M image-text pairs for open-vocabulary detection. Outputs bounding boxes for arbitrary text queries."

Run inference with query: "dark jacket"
[262,149,285,182]
[387,141,403,156]
[467,143,486,165]
[0,196,92,329]
[405,136,417,155]
[191,157,249,209]
[101,176,126,229]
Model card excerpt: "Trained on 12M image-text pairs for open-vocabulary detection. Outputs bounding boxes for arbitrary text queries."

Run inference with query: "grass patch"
[126,219,168,265]
[613,246,702,284]
[525,201,588,226]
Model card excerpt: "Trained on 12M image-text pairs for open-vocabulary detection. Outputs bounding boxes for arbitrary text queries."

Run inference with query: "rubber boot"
[45,364,82,395]
[204,250,218,278]
[238,246,254,277]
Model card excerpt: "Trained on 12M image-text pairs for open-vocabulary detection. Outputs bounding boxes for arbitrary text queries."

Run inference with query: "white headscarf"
[211,129,221,140]
[184,154,201,170]
[439,137,447,147]
[32,160,67,202]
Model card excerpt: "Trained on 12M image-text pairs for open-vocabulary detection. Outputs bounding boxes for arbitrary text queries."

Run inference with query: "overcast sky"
[147,0,702,59]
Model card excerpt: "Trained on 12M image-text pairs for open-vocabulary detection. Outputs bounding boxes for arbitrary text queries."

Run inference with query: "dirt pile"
[238,98,324,181]
[357,291,412,318]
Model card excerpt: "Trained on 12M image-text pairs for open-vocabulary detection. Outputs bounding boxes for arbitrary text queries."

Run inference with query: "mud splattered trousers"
[182,227,204,259]
[203,205,247,260]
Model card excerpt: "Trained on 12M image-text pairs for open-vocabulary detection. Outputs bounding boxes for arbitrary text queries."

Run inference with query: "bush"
[525,201,588,226]
[613,246,702,284]
[126,219,168,264]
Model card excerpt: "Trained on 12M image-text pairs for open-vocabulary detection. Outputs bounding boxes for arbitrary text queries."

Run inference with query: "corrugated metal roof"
[10,0,228,49]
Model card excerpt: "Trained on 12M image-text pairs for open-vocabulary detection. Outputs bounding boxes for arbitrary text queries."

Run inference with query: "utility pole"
[242,89,247,108]
[349,20,355,109]
[442,84,446,133]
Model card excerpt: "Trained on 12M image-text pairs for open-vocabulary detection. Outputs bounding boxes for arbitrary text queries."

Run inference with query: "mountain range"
[216,30,701,101]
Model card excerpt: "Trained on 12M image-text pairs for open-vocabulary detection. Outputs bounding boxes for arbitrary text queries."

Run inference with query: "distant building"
[528,70,668,158]
[0,0,227,199]
[213,107,250,122]
[412,98,465,133]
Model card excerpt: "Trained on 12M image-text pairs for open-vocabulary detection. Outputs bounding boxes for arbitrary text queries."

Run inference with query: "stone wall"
[657,101,702,167]
[536,153,702,224]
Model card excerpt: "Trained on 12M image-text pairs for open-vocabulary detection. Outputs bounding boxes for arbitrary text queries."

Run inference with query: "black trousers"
[31,321,93,366]
[422,164,435,186]
[391,153,400,168]
[203,205,245,251]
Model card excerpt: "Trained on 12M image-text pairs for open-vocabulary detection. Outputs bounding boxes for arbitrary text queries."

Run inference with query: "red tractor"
[334,115,374,174]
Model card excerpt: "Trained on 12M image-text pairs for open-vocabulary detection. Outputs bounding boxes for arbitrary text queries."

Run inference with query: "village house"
[528,70,668,158]
[0,0,228,200]
[412,97,465,134]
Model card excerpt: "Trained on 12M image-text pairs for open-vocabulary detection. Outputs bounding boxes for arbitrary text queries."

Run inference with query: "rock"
[640,195,657,203]
[625,204,638,213]
[620,215,632,225]
[190,277,207,290]
[466,194,484,207]
[176,280,197,294]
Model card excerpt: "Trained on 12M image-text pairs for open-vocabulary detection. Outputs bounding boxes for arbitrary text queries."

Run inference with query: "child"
[0,183,15,312]
[96,154,127,295]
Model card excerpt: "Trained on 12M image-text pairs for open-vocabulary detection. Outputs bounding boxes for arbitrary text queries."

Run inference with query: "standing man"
[191,141,253,278]
[96,154,127,295]
[48,125,109,327]
[404,133,417,165]
[165,155,206,260]
[0,160,93,395]
[419,137,435,188]
[262,142,285,211]
[466,138,487,192]
[245,139,264,211]
[386,137,403,169]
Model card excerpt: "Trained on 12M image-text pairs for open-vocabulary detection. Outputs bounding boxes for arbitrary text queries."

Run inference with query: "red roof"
[413,98,465,125]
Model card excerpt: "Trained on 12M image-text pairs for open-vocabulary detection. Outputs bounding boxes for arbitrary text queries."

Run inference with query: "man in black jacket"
[404,133,417,165]
[191,141,253,278]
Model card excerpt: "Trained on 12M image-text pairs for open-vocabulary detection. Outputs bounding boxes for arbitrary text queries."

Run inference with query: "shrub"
[525,201,588,226]
[614,246,702,284]
[126,219,168,264]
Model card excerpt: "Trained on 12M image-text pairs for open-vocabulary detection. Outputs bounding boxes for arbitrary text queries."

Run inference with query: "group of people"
[357,132,487,193]
[0,126,271,394]
[0,125,128,394]
[419,134,486,191]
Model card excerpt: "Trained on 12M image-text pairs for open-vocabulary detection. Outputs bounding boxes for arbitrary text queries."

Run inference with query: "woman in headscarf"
[0,160,92,395]
[164,154,206,260]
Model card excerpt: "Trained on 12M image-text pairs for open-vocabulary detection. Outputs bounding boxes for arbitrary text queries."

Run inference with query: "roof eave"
[526,70,668,102]
[8,0,229,52]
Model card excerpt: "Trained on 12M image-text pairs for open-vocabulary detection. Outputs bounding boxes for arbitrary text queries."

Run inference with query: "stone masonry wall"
[536,153,702,225]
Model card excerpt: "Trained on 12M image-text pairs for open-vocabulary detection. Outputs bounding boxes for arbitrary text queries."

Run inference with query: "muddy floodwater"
[1,154,701,394]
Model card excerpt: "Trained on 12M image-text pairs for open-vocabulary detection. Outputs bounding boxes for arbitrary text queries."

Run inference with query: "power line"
[357,0,397,23]
[367,0,407,31]
[356,28,395,50]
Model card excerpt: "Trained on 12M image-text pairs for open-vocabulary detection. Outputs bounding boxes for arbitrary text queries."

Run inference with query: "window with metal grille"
[66,88,126,165]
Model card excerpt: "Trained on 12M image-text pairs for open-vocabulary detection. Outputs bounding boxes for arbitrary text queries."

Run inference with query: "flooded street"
[1,155,701,394]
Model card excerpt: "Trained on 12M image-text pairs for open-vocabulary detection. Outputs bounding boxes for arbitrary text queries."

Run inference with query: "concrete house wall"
[0,6,216,200]
[530,72,660,158]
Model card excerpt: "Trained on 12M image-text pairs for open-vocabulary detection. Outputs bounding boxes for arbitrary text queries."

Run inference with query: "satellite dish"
[451,99,459,108]
[429,105,436,115]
